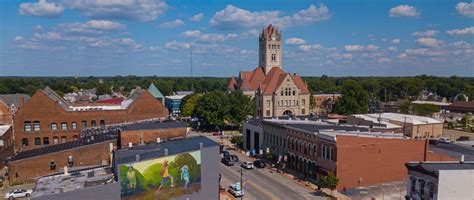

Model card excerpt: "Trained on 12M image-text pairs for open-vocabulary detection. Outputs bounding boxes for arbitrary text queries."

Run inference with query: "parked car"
[213,132,222,136]
[228,184,244,197]
[438,137,451,144]
[5,189,33,199]
[241,161,254,169]
[253,160,266,168]
[221,150,230,158]
[221,157,235,166]
[228,155,239,162]
[428,139,439,145]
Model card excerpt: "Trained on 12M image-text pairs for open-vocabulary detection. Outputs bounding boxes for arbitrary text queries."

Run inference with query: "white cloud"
[387,47,397,52]
[190,13,204,22]
[333,53,353,59]
[19,0,64,17]
[447,26,474,35]
[389,5,420,17]
[404,48,447,57]
[344,44,379,52]
[411,30,439,37]
[285,38,306,45]
[416,37,442,48]
[209,4,331,30]
[378,57,392,63]
[298,44,322,52]
[390,38,400,44]
[62,0,168,21]
[57,20,125,36]
[165,40,191,50]
[181,30,202,38]
[157,19,184,29]
[34,25,44,31]
[456,1,474,18]
[14,36,25,41]
[452,41,472,49]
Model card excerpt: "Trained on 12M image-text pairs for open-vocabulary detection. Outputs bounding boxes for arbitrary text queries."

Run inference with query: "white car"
[228,184,244,197]
[438,137,451,144]
[4,189,33,199]
[241,161,254,169]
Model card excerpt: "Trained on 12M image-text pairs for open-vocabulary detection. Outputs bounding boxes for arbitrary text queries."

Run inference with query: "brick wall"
[119,127,187,148]
[335,136,453,190]
[8,140,116,185]
[0,127,14,168]
[13,90,168,152]
[0,101,12,125]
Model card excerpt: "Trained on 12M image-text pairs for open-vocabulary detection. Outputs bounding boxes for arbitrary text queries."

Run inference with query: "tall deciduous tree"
[334,80,369,114]
[180,94,201,117]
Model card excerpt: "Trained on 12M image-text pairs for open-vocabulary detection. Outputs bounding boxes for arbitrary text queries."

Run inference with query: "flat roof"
[352,114,402,129]
[359,113,441,125]
[411,100,450,106]
[406,161,474,177]
[115,136,218,165]
[165,94,187,100]
[10,133,117,162]
[120,120,187,131]
[32,166,115,198]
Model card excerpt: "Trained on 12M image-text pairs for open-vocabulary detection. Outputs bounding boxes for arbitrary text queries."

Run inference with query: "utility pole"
[240,169,243,200]
[190,45,194,92]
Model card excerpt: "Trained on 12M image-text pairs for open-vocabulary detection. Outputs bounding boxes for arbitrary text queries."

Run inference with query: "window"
[293,91,296,96]
[53,136,59,144]
[266,100,270,107]
[61,122,67,130]
[100,120,105,128]
[33,121,40,131]
[321,144,325,158]
[71,122,77,130]
[419,179,425,196]
[34,137,41,145]
[61,136,67,143]
[91,120,96,127]
[429,183,434,198]
[51,123,58,131]
[50,161,56,170]
[73,135,79,141]
[68,156,74,167]
[266,110,270,116]
[302,109,306,115]
[81,120,87,128]
[43,137,49,145]
[410,177,417,192]
[24,121,32,132]
[281,91,284,96]
[302,99,306,105]
[330,147,334,161]
[22,138,28,146]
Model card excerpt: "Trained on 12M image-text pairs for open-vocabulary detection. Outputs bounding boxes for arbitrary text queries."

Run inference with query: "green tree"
[461,115,470,128]
[180,94,201,117]
[334,80,369,114]
[309,93,316,111]
[320,172,339,196]
[225,91,255,127]
[194,91,229,130]
[230,135,243,147]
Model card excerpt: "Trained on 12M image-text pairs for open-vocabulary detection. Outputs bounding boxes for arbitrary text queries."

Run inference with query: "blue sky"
[0,0,473,77]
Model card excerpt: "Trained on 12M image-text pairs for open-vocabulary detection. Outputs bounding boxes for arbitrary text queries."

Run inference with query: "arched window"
[100,120,105,128]
[33,121,41,131]
[24,121,32,132]
[22,138,28,146]
[61,122,67,130]
[51,123,58,131]
[72,135,79,140]
[91,120,96,127]
[53,136,59,144]
[71,122,77,130]
[34,137,41,145]
[61,136,67,143]
[313,145,317,158]
[81,120,87,128]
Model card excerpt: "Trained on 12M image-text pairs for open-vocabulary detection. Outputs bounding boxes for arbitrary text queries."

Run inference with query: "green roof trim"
[147,83,164,99]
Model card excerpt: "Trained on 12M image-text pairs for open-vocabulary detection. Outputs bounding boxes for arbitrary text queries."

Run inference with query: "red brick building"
[7,134,117,185]
[0,125,13,168]
[118,120,188,148]
[262,119,455,190]
[13,87,168,152]
[0,94,30,125]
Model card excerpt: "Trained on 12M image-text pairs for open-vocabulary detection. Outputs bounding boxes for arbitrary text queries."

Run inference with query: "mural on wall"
[119,150,201,200]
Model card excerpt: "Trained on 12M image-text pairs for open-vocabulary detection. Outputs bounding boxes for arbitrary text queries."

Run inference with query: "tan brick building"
[228,24,310,117]
[13,87,168,152]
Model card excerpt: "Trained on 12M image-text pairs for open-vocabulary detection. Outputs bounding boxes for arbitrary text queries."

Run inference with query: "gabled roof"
[227,77,237,91]
[0,94,30,107]
[147,83,164,99]
[447,101,474,109]
[239,67,266,91]
[95,97,124,105]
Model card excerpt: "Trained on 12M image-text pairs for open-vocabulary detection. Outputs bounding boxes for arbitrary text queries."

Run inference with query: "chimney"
[461,155,465,163]
[128,142,133,148]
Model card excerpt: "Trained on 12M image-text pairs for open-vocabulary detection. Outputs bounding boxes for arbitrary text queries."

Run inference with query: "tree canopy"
[333,80,370,114]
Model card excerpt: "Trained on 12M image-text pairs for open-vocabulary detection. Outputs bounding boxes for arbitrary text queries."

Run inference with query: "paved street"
[219,148,326,200]
[429,143,474,161]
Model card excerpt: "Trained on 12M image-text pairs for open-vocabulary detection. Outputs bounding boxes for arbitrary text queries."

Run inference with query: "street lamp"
[238,169,243,200]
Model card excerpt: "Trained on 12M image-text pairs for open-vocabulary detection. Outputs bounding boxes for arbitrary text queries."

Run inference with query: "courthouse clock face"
[272,36,276,41]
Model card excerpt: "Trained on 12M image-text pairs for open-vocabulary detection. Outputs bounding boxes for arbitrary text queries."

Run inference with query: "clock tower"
[259,24,282,75]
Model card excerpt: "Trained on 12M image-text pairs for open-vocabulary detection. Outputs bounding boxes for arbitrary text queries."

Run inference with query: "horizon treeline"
[0,75,472,101]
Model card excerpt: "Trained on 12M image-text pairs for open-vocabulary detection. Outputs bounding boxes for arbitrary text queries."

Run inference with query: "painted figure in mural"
[127,166,137,190]
[157,160,174,192]
[181,165,190,189]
